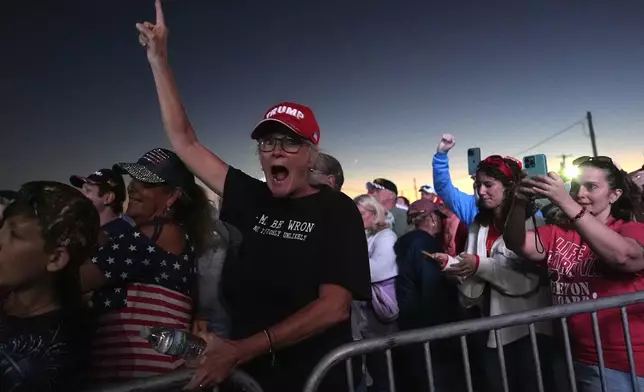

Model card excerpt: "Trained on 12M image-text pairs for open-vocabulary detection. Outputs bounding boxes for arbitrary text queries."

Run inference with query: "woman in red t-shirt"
[505,156,644,392]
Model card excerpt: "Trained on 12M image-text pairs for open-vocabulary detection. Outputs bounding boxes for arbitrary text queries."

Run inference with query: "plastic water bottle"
[143,326,207,359]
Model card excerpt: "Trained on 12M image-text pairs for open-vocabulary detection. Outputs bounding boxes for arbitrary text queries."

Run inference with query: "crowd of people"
[2,1,644,392]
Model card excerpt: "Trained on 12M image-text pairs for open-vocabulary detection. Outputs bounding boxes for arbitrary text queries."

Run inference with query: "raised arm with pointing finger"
[136,0,229,195]
[135,3,372,391]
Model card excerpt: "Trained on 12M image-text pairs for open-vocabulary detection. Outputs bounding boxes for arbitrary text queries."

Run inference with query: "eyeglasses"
[572,156,614,167]
[258,136,306,154]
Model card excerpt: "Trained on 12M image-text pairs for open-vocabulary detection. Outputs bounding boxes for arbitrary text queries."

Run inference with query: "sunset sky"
[2,0,643,199]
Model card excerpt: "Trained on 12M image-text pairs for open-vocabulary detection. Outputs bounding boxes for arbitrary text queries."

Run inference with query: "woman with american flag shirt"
[79,148,215,384]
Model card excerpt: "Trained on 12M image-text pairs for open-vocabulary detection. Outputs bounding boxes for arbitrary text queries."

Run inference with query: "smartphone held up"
[523,154,548,178]
[467,148,482,177]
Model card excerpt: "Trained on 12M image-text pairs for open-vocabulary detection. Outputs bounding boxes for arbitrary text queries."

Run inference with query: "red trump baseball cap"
[251,102,321,145]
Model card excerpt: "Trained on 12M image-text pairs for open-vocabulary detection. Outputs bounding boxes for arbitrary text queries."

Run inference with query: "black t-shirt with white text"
[220,167,371,392]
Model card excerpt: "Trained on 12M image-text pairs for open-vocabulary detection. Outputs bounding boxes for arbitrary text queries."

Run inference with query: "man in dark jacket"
[393,199,464,392]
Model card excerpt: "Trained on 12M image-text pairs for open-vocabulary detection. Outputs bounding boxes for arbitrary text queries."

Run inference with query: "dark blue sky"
[2,0,643,197]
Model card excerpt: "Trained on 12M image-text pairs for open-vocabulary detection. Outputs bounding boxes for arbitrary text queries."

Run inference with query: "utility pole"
[587,111,598,157]
[559,154,573,172]
[412,178,418,201]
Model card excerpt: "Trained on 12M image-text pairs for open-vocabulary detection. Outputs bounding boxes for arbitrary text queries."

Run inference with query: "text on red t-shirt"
[535,219,644,375]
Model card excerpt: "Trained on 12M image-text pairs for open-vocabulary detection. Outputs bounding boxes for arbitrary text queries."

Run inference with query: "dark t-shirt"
[101,216,134,239]
[0,308,91,392]
[220,167,371,392]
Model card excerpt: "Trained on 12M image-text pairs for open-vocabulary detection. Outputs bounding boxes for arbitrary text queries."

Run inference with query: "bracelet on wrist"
[569,207,588,224]
[263,329,276,367]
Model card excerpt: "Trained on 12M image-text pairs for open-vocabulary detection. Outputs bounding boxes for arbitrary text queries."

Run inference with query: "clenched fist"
[437,134,456,154]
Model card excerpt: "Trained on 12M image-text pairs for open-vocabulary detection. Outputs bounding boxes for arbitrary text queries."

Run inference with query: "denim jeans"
[575,362,644,392]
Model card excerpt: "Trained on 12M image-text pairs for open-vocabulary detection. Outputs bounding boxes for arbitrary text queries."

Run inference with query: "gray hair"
[312,153,344,191]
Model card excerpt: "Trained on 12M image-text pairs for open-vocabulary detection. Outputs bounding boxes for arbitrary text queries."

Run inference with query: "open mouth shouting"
[271,165,289,183]
[266,165,294,197]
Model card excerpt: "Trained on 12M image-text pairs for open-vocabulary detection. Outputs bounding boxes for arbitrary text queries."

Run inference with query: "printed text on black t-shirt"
[253,214,316,241]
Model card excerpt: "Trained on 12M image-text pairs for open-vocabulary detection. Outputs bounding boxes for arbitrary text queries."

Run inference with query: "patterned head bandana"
[3,181,100,265]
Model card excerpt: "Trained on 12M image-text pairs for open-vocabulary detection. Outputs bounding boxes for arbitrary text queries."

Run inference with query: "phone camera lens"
[525,157,535,168]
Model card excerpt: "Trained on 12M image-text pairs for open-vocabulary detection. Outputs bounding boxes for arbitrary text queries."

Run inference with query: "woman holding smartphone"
[430,155,556,392]
[505,156,644,392]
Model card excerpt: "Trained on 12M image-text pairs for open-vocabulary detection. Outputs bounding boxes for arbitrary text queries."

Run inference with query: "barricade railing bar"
[85,369,264,392]
[303,290,644,392]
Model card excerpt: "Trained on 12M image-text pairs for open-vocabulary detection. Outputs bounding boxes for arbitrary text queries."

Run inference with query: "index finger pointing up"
[155,0,165,25]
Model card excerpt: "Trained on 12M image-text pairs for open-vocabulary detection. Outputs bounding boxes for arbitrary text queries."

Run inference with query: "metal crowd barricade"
[86,369,264,392]
[304,290,644,392]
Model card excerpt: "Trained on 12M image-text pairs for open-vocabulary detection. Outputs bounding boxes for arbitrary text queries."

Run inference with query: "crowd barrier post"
[303,291,644,392]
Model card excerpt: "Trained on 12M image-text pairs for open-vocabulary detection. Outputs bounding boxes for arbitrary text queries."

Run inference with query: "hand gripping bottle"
[144,326,207,359]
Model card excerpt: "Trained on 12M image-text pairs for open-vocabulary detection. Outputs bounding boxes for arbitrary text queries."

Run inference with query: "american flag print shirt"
[88,226,196,382]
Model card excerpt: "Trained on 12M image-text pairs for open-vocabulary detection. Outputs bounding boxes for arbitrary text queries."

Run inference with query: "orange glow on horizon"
[341,153,643,200]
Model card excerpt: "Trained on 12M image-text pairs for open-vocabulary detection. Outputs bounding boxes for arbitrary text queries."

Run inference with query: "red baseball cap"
[251,102,321,145]
[409,199,439,215]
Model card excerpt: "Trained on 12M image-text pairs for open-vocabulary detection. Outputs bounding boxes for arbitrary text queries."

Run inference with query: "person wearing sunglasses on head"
[134,2,371,391]
[505,156,644,392]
